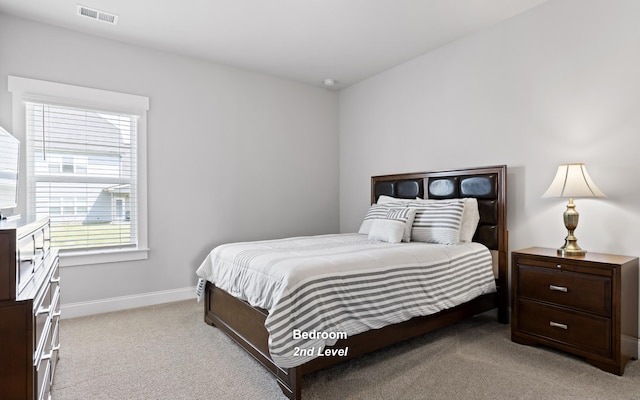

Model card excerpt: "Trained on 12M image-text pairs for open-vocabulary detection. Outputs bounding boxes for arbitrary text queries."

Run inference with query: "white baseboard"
[61,286,196,319]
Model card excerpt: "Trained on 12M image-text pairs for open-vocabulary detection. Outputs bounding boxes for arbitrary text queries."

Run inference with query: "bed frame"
[203,165,508,399]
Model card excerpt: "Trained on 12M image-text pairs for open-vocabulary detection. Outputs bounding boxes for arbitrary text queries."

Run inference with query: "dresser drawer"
[33,283,53,358]
[16,223,51,295]
[50,311,61,383]
[35,354,50,400]
[517,264,611,316]
[517,299,612,357]
[33,261,59,363]
[17,233,38,293]
[34,287,58,400]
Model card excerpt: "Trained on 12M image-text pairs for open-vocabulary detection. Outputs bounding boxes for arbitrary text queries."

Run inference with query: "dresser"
[0,216,60,400]
[511,247,638,375]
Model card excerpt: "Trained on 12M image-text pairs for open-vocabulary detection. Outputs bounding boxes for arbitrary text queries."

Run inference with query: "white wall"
[0,14,340,315]
[339,0,640,335]
[339,0,640,255]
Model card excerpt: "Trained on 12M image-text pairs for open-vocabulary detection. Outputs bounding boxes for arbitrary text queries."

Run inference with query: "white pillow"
[459,198,480,243]
[377,195,414,205]
[359,204,415,242]
[413,197,479,242]
[367,208,417,243]
[408,199,465,245]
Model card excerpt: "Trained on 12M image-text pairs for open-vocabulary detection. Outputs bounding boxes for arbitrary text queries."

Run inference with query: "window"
[27,103,137,249]
[8,76,149,266]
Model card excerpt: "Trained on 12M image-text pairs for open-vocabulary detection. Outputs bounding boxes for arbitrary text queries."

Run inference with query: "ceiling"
[0,0,549,89]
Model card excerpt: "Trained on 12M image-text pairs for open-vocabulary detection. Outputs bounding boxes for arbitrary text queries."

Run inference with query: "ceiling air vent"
[77,5,119,25]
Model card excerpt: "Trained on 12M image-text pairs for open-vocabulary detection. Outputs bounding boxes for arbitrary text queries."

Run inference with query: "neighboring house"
[104,183,131,222]
[31,106,135,249]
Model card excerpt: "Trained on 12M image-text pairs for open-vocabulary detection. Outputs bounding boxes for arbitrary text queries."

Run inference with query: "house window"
[28,102,137,250]
[8,76,149,266]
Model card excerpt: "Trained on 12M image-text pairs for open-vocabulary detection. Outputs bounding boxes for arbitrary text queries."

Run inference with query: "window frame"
[8,76,149,266]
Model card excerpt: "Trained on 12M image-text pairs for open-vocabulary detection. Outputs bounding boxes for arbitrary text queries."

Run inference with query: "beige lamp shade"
[543,163,606,199]
[543,163,605,256]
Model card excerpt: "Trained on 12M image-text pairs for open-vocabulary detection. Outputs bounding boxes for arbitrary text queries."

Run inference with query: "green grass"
[51,222,132,249]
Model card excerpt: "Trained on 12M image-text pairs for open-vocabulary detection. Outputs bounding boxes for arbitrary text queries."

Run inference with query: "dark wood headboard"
[371,165,508,322]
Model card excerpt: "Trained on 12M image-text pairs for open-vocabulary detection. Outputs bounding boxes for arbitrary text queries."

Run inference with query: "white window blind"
[26,102,138,251]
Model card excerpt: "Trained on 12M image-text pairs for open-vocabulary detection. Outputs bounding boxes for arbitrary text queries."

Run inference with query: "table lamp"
[542,163,606,256]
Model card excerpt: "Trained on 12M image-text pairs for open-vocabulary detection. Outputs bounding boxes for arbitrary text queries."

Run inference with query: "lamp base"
[558,198,587,257]
[558,233,587,256]
[557,247,586,257]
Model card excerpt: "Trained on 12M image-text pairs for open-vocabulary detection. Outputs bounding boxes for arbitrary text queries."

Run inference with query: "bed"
[197,165,508,399]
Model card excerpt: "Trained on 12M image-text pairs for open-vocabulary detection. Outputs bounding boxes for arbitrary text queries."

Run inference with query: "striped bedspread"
[196,233,496,368]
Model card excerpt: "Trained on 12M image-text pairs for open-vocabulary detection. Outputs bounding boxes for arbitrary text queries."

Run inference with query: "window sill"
[59,247,150,267]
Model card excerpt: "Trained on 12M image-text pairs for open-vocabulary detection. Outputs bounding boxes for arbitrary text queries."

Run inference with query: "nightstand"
[511,247,638,375]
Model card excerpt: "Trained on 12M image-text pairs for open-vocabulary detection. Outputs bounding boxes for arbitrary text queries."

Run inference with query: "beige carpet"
[51,300,640,400]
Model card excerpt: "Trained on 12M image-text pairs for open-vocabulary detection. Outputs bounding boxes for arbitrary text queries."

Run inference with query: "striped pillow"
[367,207,417,243]
[359,203,414,242]
[413,198,480,242]
[408,199,465,244]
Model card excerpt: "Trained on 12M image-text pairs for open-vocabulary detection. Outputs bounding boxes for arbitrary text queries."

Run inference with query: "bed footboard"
[204,283,302,399]
[205,282,498,400]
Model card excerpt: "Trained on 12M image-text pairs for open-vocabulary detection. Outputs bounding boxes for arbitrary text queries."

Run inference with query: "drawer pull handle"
[40,345,60,361]
[50,277,61,284]
[549,285,568,293]
[550,321,568,330]
[36,305,51,316]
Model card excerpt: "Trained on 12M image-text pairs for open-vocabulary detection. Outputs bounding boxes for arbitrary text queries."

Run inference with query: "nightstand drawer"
[517,264,611,316]
[517,299,611,357]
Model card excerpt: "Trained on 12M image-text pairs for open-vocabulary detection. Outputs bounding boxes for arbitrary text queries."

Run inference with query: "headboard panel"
[373,179,424,200]
[371,165,508,322]
[371,166,506,252]
[430,173,499,250]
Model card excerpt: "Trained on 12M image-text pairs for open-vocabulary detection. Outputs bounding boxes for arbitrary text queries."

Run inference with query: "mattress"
[196,233,496,368]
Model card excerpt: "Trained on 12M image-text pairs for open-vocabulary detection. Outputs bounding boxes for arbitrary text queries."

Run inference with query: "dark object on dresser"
[511,247,639,375]
[0,216,60,399]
